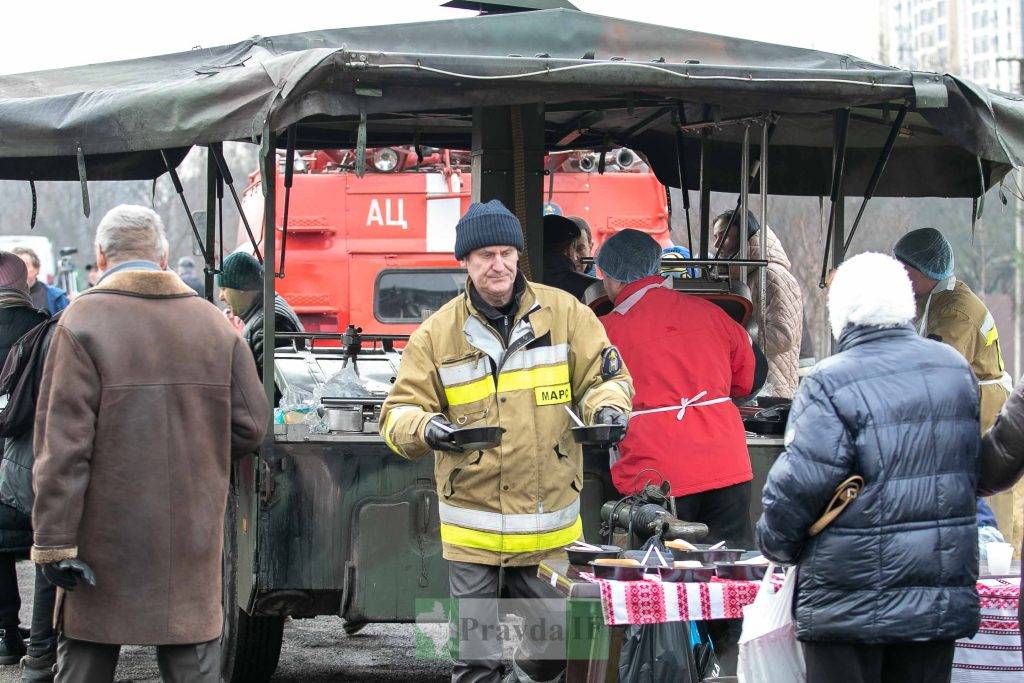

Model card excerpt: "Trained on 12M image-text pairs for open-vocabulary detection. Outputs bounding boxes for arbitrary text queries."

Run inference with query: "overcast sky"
[1,1,882,75]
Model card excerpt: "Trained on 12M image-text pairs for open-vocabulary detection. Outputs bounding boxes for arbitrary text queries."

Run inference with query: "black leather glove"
[424,417,465,453]
[594,407,628,433]
[41,559,96,591]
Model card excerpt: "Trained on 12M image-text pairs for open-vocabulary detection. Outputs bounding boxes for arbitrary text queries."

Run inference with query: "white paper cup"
[986,542,1014,575]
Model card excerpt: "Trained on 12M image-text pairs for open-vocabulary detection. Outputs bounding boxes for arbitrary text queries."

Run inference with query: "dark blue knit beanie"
[217,251,263,291]
[453,200,525,260]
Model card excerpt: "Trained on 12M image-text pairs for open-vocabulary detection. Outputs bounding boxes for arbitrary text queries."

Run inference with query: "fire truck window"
[375,270,466,323]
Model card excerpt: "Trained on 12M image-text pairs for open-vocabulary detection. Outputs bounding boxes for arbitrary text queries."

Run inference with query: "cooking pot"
[319,406,364,432]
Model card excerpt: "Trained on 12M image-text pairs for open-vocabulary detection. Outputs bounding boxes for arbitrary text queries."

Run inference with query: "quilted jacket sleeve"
[980,375,1024,496]
[756,375,856,564]
[762,263,802,360]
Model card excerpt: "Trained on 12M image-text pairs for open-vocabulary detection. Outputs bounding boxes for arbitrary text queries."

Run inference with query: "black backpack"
[0,313,61,439]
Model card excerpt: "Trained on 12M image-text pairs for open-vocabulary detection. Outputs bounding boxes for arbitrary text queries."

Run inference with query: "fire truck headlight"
[372,148,400,172]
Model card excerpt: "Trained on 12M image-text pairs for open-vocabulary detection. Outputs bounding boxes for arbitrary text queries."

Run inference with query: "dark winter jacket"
[240,293,303,375]
[757,324,981,644]
[542,252,600,302]
[0,304,49,553]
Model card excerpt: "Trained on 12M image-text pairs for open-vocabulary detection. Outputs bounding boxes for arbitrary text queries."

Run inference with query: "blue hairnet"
[661,245,697,278]
[893,228,954,280]
[596,229,662,283]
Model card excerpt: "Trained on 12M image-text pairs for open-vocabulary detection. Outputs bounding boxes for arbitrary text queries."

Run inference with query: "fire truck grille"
[607,216,657,230]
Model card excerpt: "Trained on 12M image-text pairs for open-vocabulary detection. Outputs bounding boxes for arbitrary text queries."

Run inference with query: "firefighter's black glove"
[594,407,628,433]
[41,559,96,591]
[424,417,465,453]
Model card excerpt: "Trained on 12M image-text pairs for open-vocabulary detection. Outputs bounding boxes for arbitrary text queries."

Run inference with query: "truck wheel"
[221,486,285,683]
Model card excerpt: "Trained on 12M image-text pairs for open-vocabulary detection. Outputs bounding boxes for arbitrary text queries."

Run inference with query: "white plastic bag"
[737,564,806,683]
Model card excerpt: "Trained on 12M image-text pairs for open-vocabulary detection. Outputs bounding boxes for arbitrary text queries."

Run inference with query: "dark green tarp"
[0,9,1021,197]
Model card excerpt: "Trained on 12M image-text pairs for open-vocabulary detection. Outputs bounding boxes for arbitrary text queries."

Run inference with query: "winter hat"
[893,227,954,280]
[828,252,915,339]
[453,200,525,260]
[0,251,29,294]
[596,229,662,283]
[543,214,581,250]
[217,251,263,291]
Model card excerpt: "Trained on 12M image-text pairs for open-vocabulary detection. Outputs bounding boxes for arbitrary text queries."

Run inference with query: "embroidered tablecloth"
[582,572,768,625]
[952,578,1022,683]
[582,571,1020,681]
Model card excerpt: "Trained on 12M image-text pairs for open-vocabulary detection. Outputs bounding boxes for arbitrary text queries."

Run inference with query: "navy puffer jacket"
[757,324,980,643]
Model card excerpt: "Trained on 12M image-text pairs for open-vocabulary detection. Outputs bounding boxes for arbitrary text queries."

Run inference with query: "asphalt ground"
[0,561,452,682]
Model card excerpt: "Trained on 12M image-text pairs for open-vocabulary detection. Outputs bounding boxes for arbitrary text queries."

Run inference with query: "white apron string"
[979,372,1013,394]
[629,390,731,421]
[612,277,673,315]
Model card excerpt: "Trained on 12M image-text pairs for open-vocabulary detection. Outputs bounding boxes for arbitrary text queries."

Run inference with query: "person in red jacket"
[597,229,758,547]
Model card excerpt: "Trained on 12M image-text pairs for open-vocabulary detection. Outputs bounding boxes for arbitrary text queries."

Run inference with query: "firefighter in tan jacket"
[381,200,633,683]
[895,227,1021,555]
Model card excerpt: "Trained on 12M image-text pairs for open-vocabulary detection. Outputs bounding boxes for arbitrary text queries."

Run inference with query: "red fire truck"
[238,146,671,334]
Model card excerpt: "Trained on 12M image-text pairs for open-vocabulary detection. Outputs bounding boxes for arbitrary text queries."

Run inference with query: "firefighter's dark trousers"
[448,560,566,683]
[55,635,220,683]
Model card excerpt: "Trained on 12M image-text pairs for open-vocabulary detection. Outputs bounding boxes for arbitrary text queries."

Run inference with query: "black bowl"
[571,424,626,446]
[714,562,769,580]
[671,549,744,564]
[588,560,646,581]
[451,426,505,451]
[657,565,717,583]
[565,544,621,566]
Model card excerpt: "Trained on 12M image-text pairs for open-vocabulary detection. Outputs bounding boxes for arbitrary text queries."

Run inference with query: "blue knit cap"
[453,200,525,260]
[893,227,954,280]
[596,229,662,283]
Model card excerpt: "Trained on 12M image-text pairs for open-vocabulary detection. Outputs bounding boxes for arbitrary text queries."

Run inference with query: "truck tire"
[221,485,285,683]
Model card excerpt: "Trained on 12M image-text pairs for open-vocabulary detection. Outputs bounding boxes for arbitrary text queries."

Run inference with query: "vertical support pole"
[759,122,769,332]
[818,109,850,288]
[261,129,277,407]
[204,147,218,303]
[472,103,545,279]
[1015,182,1022,378]
[833,198,846,270]
[738,125,751,283]
[698,131,712,261]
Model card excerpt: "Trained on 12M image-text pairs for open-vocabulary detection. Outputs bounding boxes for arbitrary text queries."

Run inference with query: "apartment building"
[880,0,1023,91]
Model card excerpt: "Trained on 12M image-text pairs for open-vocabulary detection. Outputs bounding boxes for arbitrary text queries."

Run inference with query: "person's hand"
[594,407,628,431]
[222,308,244,333]
[424,417,464,453]
[41,559,96,591]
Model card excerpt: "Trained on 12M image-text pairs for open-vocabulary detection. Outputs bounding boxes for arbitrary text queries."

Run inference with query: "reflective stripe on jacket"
[380,280,633,567]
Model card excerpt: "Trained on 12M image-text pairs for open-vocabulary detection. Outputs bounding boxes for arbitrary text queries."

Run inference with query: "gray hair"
[94,205,168,264]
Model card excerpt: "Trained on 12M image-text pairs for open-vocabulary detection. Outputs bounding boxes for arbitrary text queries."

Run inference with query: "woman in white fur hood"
[827,251,916,338]
[756,251,982,683]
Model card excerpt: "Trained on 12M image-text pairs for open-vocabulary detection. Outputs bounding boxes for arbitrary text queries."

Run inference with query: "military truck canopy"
[0,8,1021,197]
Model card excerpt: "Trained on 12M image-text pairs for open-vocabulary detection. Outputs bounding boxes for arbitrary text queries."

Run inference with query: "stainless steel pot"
[320,406,364,432]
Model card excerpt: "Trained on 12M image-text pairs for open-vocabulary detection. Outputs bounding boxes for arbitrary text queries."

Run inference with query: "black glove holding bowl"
[41,558,96,591]
[594,406,628,432]
[424,416,465,453]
